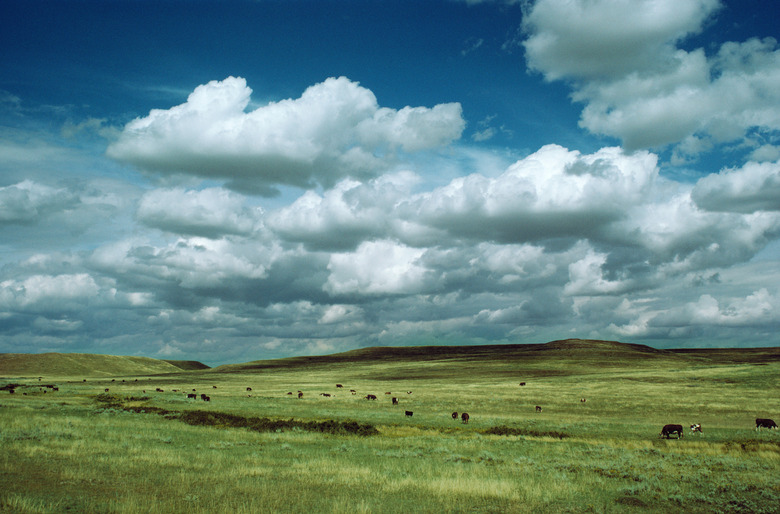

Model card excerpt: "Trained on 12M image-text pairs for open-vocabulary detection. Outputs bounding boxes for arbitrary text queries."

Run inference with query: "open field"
[1,340,779,513]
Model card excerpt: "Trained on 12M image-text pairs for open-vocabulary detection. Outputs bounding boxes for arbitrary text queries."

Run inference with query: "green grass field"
[1,340,778,513]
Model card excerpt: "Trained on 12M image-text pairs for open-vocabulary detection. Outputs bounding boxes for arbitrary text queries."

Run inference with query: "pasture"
[1,340,779,513]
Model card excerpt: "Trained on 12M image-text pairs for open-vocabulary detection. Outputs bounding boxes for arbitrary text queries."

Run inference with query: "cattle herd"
[4,380,777,438]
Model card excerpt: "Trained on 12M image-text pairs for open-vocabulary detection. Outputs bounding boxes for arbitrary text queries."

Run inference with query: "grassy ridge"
[0,353,208,377]
[1,340,778,512]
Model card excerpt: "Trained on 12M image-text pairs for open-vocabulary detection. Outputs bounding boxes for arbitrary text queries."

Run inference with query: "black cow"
[519,382,526,386]
[246,387,252,392]
[200,393,208,400]
[298,391,303,399]
[203,395,210,402]
[104,388,109,392]
[187,393,197,399]
[451,411,458,420]
[660,424,684,438]
[392,397,398,405]
[336,384,343,388]
[405,411,413,417]
[756,418,778,430]
[461,412,469,424]
[365,394,377,400]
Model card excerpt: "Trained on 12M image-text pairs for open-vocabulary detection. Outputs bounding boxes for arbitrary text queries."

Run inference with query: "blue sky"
[2,0,779,365]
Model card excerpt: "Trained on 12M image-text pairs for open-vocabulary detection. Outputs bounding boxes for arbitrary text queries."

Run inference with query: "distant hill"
[213,339,684,373]
[213,338,780,376]
[0,353,209,378]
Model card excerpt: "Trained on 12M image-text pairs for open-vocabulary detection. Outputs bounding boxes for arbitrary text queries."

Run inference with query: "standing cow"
[461,412,469,424]
[690,423,702,434]
[451,411,458,420]
[660,424,684,439]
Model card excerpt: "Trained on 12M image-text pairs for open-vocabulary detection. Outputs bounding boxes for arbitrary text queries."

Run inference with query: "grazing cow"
[535,405,542,413]
[452,411,458,420]
[298,391,303,399]
[203,395,210,402]
[690,423,702,434]
[392,397,398,405]
[365,394,377,400]
[660,424,684,439]
[519,382,526,386]
[212,385,217,389]
[187,393,197,399]
[405,411,413,417]
[156,388,164,393]
[407,391,412,394]
[200,393,208,400]
[350,389,356,394]
[336,384,343,388]
[461,412,469,424]
[246,387,252,392]
[385,392,392,395]
[756,418,778,430]
[104,388,109,393]
[320,393,331,397]
[287,392,293,395]
[580,398,586,403]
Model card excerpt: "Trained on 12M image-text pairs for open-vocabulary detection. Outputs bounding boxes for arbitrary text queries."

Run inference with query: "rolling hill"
[0,353,209,378]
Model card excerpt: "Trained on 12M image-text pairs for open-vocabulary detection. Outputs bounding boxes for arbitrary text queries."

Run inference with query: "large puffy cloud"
[107,76,465,194]
[137,187,262,238]
[522,0,780,155]
[692,159,780,213]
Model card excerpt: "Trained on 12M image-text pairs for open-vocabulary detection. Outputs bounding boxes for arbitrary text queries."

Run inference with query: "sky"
[1,0,779,366]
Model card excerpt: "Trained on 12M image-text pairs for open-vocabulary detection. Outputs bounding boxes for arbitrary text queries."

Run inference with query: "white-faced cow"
[756,418,778,430]
[535,405,542,413]
[452,411,458,420]
[660,424,684,438]
[690,423,702,434]
[461,412,469,424]
[392,397,398,405]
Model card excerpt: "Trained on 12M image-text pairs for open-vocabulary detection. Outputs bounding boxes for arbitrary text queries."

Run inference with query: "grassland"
[1,340,779,513]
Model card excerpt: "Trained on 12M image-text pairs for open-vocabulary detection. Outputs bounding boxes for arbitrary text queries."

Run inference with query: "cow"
[519,382,526,386]
[385,392,392,395]
[187,393,197,399]
[320,393,331,397]
[212,385,217,389]
[535,405,542,413]
[203,395,210,402]
[392,397,398,405]
[156,388,164,392]
[756,418,778,430]
[461,412,469,424]
[365,394,377,400]
[690,423,702,434]
[350,389,356,394]
[405,411,413,417]
[104,388,109,393]
[451,411,458,420]
[336,384,343,388]
[246,387,252,392]
[200,393,208,400]
[287,392,293,395]
[580,398,586,403]
[407,391,412,394]
[298,391,303,399]
[660,424,684,439]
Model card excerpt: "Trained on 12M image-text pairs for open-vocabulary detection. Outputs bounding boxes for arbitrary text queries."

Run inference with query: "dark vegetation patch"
[93,395,378,436]
[482,425,569,439]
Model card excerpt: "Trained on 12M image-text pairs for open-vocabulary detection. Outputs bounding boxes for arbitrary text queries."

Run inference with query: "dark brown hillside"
[213,339,686,373]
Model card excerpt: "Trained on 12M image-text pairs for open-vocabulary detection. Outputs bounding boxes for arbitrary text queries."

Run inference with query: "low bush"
[482,425,569,439]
